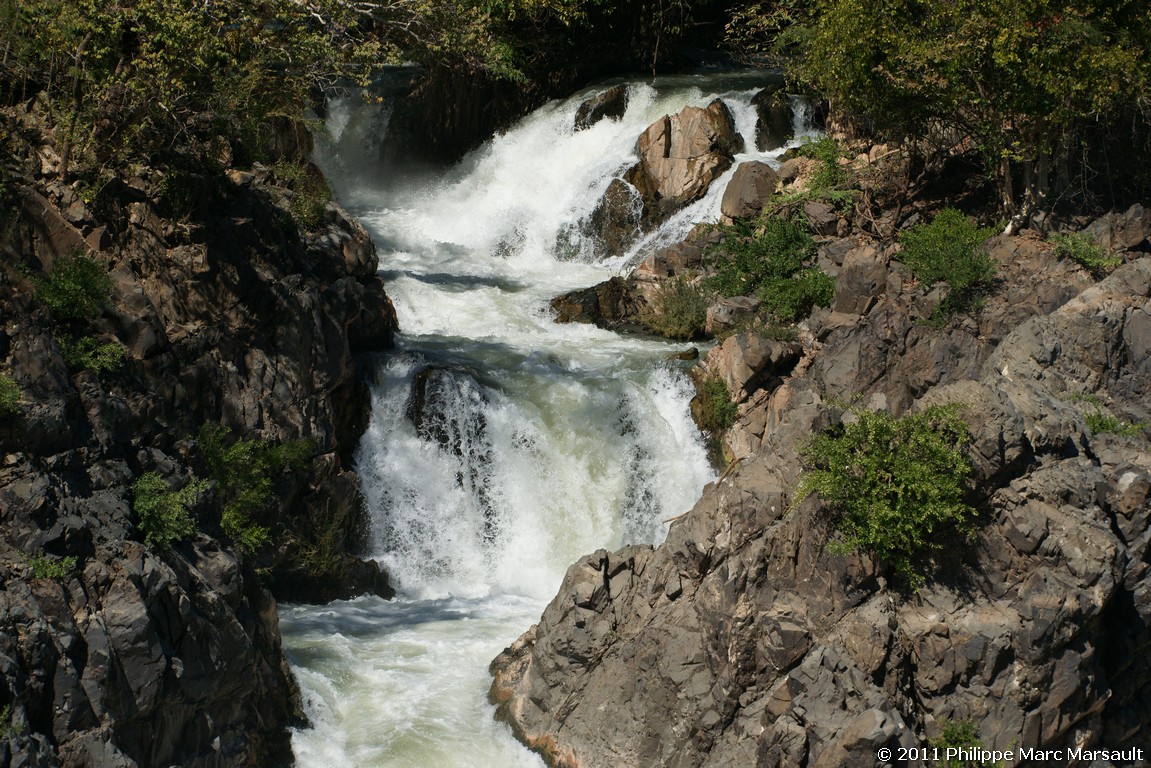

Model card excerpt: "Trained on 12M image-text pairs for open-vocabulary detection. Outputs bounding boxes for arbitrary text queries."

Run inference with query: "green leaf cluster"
[930,719,1000,768]
[198,425,313,553]
[1,0,379,166]
[26,553,78,581]
[706,215,833,322]
[273,160,332,230]
[642,277,710,341]
[34,255,113,321]
[694,374,737,436]
[796,404,978,588]
[803,0,1151,212]
[899,209,996,322]
[0,374,20,417]
[132,471,205,548]
[59,336,125,374]
[1049,231,1121,277]
[1084,408,1144,439]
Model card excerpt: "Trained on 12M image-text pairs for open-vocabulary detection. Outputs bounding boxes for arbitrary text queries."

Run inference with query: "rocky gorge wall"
[0,103,397,766]
[491,93,1151,766]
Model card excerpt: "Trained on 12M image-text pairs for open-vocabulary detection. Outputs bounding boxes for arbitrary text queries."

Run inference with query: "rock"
[802,200,840,236]
[1083,203,1151,251]
[705,332,802,401]
[751,85,794,151]
[574,85,628,131]
[720,161,780,220]
[492,254,1151,768]
[776,158,805,184]
[550,277,645,330]
[705,296,760,336]
[1,114,399,766]
[637,241,703,278]
[832,245,887,314]
[585,178,642,258]
[625,100,742,224]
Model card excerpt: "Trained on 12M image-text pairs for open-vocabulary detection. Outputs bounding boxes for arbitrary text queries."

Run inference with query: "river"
[280,71,811,767]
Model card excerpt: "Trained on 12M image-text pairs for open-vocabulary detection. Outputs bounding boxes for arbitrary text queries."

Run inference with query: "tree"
[1,0,380,168]
[804,0,1151,221]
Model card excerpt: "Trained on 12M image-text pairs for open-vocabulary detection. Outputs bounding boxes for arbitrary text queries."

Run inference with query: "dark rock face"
[574,85,628,131]
[582,178,643,259]
[751,84,794,152]
[549,277,645,330]
[492,240,1151,765]
[0,112,398,765]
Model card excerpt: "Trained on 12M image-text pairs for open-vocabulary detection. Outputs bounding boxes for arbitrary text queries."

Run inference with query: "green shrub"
[273,161,331,230]
[34,255,113,321]
[198,425,313,553]
[930,719,999,768]
[1084,408,1144,438]
[0,375,20,417]
[899,209,997,322]
[694,375,738,435]
[796,135,850,191]
[707,215,833,322]
[26,553,78,581]
[1050,231,1121,276]
[133,472,205,547]
[642,277,710,340]
[796,404,978,588]
[59,336,125,373]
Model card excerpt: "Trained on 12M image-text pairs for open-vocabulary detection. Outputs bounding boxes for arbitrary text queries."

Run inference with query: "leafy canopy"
[803,0,1151,211]
[796,404,978,588]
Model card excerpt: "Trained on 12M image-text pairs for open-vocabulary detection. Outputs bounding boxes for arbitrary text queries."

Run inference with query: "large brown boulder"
[625,99,742,224]
[720,161,780,220]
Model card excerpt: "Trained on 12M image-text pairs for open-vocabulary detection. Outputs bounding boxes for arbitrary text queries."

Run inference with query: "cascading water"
[281,71,816,767]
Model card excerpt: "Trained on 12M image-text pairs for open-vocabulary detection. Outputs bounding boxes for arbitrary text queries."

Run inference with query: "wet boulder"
[751,84,794,151]
[574,85,628,131]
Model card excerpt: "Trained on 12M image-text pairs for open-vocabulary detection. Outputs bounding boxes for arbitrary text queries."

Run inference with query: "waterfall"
[282,70,816,767]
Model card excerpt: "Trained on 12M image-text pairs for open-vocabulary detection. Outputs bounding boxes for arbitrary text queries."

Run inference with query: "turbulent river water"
[280,71,813,767]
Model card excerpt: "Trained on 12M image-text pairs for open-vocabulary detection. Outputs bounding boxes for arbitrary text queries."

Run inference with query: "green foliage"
[1084,409,1144,439]
[931,719,999,768]
[1050,232,1121,277]
[59,336,125,373]
[899,209,996,322]
[642,277,709,341]
[1,0,380,166]
[694,374,737,435]
[26,553,78,580]
[132,471,204,548]
[725,0,813,60]
[0,374,20,417]
[198,425,313,553]
[273,161,332,230]
[796,404,978,588]
[34,255,113,321]
[796,136,849,190]
[804,0,1151,212]
[707,216,833,322]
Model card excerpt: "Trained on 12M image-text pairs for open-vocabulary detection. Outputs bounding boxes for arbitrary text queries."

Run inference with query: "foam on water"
[284,72,818,767]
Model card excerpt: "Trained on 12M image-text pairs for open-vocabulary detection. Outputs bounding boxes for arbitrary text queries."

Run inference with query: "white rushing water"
[281,71,813,767]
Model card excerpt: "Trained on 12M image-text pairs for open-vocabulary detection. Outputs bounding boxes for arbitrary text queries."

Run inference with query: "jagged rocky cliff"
[491,99,1151,765]
[0,103,396,765]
